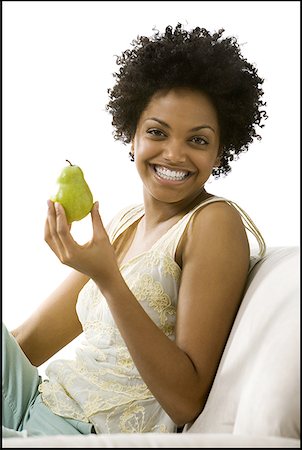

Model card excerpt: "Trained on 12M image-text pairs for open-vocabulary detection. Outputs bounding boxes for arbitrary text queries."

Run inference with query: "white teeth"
[154,165,189,181]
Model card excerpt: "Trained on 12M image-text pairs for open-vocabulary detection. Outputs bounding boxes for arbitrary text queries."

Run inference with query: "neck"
[141,188,213,231]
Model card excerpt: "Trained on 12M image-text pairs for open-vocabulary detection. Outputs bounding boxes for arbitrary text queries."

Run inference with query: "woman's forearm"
[11,271,88,367]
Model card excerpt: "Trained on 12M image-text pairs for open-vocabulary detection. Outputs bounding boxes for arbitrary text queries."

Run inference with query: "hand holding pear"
[45,195,120,286]
[51,160,93,223]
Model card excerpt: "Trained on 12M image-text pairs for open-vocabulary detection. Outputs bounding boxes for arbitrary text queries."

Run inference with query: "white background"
[2,1,300,373]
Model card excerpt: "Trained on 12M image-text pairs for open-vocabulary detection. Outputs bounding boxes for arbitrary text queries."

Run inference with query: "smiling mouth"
[152,165,191,181]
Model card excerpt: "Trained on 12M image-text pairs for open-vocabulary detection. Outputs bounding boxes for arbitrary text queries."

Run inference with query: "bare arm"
[12,270,90,367]
[174,202,250,417]
[46,200,250,426]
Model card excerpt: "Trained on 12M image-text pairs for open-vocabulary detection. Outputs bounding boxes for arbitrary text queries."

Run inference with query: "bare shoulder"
[178,199,250,304]
[191,200,247,234]
[178,200,250,267]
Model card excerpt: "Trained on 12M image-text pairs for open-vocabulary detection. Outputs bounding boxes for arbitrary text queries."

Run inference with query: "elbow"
[168,394,206,428]
[11,328,40,367]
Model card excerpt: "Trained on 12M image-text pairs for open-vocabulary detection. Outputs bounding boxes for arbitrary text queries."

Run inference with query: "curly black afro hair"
[106,23,267,177]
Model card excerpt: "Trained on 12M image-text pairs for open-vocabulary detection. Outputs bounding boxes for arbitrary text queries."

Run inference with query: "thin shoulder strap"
[156,197,266,259]
[155,197,226,257]
[107,204,144,243]
[226,200,266,258]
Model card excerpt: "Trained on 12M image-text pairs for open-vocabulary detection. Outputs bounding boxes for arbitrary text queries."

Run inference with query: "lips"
[152,164,191,181]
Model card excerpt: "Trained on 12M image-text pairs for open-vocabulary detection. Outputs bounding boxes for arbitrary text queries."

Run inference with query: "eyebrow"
[145,117,216,134]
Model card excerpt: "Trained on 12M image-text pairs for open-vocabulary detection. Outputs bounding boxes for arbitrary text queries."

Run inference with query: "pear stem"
[66,160,73,166]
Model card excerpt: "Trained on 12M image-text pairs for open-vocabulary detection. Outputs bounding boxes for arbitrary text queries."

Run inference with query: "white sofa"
[3,247,300,448]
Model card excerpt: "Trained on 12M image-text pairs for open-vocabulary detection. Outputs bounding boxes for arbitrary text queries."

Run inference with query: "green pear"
[51,160,94,223]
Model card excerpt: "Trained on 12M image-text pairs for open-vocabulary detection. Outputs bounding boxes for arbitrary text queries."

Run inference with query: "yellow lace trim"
[118,404,169,433]
[144,251,181,280]
[131,273,176,335]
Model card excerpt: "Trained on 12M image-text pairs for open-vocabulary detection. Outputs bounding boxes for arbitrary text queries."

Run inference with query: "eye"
[190,136,208,145]
[147,128,166,138]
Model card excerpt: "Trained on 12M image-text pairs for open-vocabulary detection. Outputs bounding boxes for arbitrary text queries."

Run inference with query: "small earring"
[129,151,134,162]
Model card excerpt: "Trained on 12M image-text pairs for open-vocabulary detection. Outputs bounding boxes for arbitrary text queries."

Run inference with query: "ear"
[132,140,135,155]
[129,141,135,161]
[214,146,223,167]
[214,155,221,167]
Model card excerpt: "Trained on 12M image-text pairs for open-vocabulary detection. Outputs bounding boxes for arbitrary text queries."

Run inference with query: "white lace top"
[38,196,265,434]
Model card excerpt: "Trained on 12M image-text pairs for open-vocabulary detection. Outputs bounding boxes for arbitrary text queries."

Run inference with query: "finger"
[90,201,106,240]
[54,202,77,250]
[45,200,66,259]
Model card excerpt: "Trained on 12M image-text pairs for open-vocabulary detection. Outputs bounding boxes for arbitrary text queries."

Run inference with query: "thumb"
[91,201,105,237]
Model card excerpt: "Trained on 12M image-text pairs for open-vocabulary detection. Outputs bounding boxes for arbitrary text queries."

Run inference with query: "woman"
[3,23,266,437]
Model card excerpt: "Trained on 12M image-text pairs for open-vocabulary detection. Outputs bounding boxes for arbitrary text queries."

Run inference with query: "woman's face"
[132,87,221,207]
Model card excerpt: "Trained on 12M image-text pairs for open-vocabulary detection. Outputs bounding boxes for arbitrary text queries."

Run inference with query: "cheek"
[134,138,157,159]
[192,152,217,168]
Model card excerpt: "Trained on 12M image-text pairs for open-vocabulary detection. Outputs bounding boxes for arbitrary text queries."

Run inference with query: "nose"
[162,139,186,164]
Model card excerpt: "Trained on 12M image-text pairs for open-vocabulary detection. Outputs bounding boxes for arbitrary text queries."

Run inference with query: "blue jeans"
[2,323,94,437]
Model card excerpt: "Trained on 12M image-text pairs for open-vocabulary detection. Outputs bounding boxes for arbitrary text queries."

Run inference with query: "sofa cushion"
[2,432,300,448]
[185,247,300,439]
